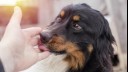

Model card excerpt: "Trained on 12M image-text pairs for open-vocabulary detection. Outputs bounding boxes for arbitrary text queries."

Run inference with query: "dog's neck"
[21,54,68,72]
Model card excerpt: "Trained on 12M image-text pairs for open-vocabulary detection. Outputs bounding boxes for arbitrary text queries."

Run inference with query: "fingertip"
[14,6,20,11]
[14,6,22,16]
[8,6,22,28]
[36,27,42,32]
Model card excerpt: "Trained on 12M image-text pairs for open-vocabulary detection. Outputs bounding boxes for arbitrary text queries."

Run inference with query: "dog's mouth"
[38,39,49,52]
[39,35,66,54]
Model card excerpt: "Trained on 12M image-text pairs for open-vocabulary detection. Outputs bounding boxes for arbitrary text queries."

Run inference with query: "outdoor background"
[0,0,127,72]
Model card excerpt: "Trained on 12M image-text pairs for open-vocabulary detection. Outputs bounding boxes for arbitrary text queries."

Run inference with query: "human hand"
[0,7,50,72]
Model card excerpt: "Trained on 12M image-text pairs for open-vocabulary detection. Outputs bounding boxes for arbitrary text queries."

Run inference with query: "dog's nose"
[40,30,52,43]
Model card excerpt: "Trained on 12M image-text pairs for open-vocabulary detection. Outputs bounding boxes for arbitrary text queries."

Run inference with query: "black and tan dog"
[39,3,115,72]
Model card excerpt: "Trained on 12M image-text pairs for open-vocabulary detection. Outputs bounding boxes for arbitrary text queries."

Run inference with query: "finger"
[23,27,42,37]
[38,51,51,61]
[7,6,22,29]
[31,36,39,46]
[2,6,22,39]
[1,7,22,42]
[33,46,41,52]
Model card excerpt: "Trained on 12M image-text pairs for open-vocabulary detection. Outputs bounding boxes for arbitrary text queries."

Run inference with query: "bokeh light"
[0,0,17,6]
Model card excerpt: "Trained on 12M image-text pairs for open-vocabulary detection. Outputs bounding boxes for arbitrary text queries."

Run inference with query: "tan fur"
[73,15,80,21]
[64,42,85,69]
[65,51,85,70]
[87,44,93,54]
[47,36,85,70]
[60,11,65,18]
[48,36,66,51]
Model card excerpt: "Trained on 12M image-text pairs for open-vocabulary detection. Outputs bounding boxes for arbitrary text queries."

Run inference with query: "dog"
[23,3,115,72]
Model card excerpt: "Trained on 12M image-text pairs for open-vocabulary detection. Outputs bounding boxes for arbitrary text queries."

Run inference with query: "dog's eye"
[73,23,82,31]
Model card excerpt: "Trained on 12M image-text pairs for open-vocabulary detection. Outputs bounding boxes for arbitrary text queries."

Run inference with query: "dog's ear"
[81,3,91,8]
[93,11,115,68]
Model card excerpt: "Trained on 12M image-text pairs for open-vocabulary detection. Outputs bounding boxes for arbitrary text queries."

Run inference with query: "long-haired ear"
[93,12,115,68]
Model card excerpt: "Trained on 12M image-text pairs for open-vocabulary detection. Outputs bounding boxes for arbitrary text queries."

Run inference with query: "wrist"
[0,43,16,72]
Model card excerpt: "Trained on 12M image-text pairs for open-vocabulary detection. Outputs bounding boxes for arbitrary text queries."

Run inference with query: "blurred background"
[0,0,127,72]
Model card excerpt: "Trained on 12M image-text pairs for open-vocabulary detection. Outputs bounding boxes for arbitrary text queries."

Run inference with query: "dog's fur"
[23,3,115,72]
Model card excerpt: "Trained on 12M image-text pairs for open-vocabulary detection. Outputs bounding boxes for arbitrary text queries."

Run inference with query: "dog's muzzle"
[40,30,52,43]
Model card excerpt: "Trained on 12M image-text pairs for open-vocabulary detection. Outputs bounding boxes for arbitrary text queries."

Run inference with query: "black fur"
[41,3,115,72]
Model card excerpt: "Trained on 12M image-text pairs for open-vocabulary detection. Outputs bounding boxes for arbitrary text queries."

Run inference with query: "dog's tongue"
[38,45,49,51]
[38,40,49,52]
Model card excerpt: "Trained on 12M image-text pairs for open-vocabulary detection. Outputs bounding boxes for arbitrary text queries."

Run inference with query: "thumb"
[7,6,22,30]
[1,7,22,42]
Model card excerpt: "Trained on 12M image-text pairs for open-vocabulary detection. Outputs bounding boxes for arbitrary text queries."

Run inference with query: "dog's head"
[40,4,115,71]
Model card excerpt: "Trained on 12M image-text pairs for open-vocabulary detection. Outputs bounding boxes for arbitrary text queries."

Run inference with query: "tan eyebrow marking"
[87,44,93,54]
[73,15,80,21]
[60,10,65,17]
